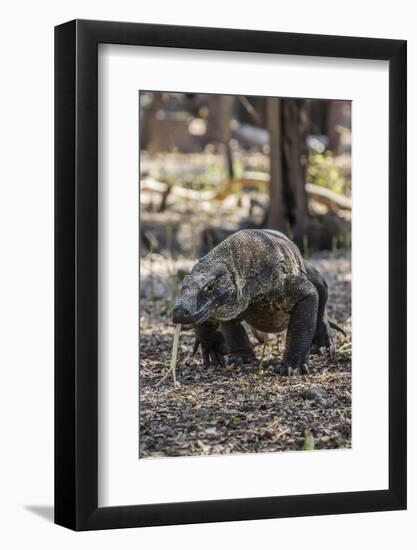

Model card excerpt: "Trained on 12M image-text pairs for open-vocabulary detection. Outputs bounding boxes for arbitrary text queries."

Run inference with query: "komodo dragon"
[172,229,343,375]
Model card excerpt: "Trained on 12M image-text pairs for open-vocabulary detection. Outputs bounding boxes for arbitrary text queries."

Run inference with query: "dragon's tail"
[329,319,346,337]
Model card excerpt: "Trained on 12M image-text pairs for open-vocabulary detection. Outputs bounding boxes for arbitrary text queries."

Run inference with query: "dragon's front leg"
[219,320,256,366]
[193,321,227,368]
[274,276,319,376]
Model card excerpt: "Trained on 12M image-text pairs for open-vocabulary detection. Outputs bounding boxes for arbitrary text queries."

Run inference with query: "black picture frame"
[55,19,407,531]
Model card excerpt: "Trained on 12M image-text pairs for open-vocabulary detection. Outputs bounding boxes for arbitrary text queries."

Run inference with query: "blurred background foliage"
[307,150,350,196]
[139,92,351,268]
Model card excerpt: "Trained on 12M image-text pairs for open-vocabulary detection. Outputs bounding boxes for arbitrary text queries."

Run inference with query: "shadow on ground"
[24,505,54,523]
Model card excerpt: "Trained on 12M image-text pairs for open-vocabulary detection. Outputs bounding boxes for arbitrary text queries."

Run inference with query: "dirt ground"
[139,250,351,458]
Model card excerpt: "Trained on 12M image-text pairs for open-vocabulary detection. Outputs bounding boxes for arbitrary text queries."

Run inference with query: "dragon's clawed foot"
[226,353,256,367]
[311,320,336,358]
[193,331,227,368]
[273,362,309,376]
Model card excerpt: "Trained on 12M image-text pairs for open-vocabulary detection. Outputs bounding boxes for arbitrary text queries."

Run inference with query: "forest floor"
[139,250,351,458]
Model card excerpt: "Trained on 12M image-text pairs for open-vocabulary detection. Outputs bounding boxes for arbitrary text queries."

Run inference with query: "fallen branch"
[306,183,352,211]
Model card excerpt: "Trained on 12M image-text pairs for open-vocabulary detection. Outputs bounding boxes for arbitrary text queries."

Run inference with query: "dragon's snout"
[172,295,212,326]
[172,303,193,324]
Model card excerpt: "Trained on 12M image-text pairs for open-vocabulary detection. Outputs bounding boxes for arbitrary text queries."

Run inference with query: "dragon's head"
[172,260,241,326]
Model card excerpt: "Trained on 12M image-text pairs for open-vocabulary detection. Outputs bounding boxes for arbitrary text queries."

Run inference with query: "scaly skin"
[173,229,335,375]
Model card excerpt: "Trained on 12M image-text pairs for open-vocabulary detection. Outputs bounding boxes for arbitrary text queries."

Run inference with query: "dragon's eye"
[205,282,214,293]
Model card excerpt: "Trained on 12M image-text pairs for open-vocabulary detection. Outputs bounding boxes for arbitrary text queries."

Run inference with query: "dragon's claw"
[273,362,309,376]
[226,353,256,367]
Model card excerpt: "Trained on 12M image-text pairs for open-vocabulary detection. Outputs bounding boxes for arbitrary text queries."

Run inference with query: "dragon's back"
[208,229,304,279]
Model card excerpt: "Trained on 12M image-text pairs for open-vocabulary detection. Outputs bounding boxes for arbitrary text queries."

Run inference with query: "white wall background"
[0,1,414,548]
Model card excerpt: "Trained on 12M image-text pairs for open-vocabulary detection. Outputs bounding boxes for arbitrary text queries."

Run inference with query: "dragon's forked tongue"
[169,323,182,384]
[158,323,182,386]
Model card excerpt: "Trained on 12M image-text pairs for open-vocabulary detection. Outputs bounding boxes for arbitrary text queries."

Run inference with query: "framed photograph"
[55,19,406,530]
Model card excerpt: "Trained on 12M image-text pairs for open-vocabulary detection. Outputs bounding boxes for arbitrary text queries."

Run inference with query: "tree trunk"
[266,98,308,249]
[266,97,286,232]
[139,92,164,152]
[206,95,235,179]
[282,99,308,248]
[326,100,351,153]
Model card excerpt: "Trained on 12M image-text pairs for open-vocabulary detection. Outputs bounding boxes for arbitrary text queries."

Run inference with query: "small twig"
[276,427,291,439]
[238,96,262,125]
[257,341,267,376]
[264,419,280,431]
[337,342,352,353]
